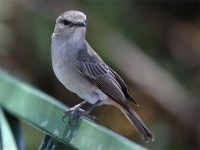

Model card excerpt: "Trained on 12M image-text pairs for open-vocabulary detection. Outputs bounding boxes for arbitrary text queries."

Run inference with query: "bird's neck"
[52,28,86,53]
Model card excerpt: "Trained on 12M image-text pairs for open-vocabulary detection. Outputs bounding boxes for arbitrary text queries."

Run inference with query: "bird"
[51,10,154,142]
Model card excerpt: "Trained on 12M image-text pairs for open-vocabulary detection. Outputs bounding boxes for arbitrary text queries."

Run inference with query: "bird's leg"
[62,100,88,122]
[83,100,102,115]
[72,100,102,119]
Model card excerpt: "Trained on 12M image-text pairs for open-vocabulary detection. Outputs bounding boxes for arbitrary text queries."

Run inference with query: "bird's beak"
[76,21,86,27]
[70,21,86,28]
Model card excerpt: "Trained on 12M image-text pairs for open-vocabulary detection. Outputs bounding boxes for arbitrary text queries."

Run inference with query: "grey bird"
[51,10,154,142]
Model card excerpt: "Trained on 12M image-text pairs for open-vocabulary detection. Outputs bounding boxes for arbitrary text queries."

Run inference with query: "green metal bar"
[0,70,147,150]
[39,134,52,150]
[0,109,18,150]
[39,134,74,150]
[4,110,25,150]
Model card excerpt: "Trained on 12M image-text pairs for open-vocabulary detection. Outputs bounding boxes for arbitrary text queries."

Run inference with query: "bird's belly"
[53,62,86,92]
[52,62,108,104]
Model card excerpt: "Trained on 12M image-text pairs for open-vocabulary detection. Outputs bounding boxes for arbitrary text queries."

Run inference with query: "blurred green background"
[0,0,199,149]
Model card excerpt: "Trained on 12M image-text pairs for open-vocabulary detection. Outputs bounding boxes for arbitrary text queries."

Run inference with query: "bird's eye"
[62,19,71,26]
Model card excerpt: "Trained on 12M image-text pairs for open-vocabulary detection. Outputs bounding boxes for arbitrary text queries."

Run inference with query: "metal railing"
[0,71,147,150]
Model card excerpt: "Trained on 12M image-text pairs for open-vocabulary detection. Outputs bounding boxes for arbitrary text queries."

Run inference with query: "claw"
[62,110,69,122]
[68,110,83,126]
[62,107,84,122]
[71,110,99,124]
[62,100,101,124]
[62,109,98,125]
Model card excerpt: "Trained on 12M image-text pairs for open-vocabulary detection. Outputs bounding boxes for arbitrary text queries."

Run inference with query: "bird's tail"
[120,104,154,142]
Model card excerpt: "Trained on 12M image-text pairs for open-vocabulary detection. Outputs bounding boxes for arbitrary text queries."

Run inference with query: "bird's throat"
[69,28,86,48]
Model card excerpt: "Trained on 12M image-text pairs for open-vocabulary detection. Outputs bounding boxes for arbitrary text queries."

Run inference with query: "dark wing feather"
[109,69,139,105]
[76,43,136,104]
[78,61,126,102]
[75,45,126,101]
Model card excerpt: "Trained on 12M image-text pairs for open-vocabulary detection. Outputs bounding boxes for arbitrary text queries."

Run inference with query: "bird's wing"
[75,43,136,104]
[109,69,139,105]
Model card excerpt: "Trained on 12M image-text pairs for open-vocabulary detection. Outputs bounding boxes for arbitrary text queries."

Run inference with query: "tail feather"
[121,105,154,142]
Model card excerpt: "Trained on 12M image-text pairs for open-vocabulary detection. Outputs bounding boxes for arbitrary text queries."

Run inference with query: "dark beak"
[76,21,86,27]
[70,21,86,28]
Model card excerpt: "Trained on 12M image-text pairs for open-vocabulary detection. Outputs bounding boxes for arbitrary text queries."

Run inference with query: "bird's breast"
[51,38,108,104]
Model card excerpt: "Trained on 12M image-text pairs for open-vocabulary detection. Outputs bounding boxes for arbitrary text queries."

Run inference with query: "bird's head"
[53,10,86,38]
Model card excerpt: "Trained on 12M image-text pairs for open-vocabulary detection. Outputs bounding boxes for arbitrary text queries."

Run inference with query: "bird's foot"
[62,108,98,126]
[72,110,98,122]
[62,101,88,122]
[62,107,84,122]
[62,100,101,125]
